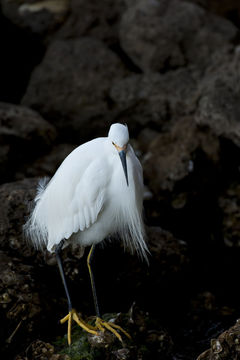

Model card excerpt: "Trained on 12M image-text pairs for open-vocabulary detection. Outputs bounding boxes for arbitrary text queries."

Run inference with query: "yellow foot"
[95,317,131,342]
[60,309,97,345]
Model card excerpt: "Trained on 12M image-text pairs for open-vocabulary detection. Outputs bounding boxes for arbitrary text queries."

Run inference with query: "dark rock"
[21,38,128,141]
[15,340,70,360]
[195,50,240,147]
[53,0,125,45]
[1,0,69,35]
[109,68,198,133]
[0,11,45,103]
[16,143,76,179]
[0,177,82,270]
[147,226,189,275]
[197,319,240,360]
[184,0,240,27]
[219,183,240,247]
[101,226,190,317]
[120,0,237,73]
[143,117,219,193]
[53,307,173,359]
[0,103,56,183]
[0,178,39,258]
[0,251,42,356]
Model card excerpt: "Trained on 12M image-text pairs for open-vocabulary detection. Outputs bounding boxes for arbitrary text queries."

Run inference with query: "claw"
[95,317,131,342]
[60,310,131,345]
[60,309,98,345]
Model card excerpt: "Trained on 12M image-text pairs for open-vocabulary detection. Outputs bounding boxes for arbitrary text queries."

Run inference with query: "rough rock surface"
[146,226,189,275]
[185,0,240,25]
[15,307,174,360]
[120,0,237,73]
[53,0,125,45]
[195,50,240,147]
[0,178,39,257]
[197,319,240,360]
[16,143,76,180]
[109,69,199,133]
[0,251,42,357]
[219,182,240,247]
[0,103,56,183]
[143,117,219,193]
[22,38,128,141]
[1,0,69,35]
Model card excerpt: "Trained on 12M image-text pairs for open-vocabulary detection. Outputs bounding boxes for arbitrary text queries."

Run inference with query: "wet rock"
[0,102,56,183]
[120,0,237,73]
[197,319,240,360]
[219,183,240,247]
[195,50,240,148]
[22,38,128,141]
[109,68,198,133]
[54,0,125,45]
[1,0,69,35]
[143,117,219,193]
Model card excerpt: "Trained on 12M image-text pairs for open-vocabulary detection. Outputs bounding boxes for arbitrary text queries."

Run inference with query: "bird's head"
[108,123,129,186]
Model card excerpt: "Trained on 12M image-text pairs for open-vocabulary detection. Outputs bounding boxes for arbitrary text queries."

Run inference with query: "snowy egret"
[24,123,148,344]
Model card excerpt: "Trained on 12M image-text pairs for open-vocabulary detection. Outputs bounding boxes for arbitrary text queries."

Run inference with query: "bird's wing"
[62,157,108,239]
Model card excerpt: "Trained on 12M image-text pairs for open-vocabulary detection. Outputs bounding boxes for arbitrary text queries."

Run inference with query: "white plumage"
[24,123,148,261]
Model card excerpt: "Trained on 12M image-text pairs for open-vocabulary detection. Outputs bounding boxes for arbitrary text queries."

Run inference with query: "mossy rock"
[54,313,132,360]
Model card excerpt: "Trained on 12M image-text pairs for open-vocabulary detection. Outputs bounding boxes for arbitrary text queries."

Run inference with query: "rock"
[120,0,237,73]
[0,178,39,257]
[143,117,219,193]
[147,226,189,275]
[21,38,128,141]
[197,319,240,359]
[53,0,125,45]
[0,103,56,183]
[0,251,42,357]
[53,307,173,359]
[1,0,69,35]
[219,183,240,247]
[195,49,240,147]
[185,0,240,26]
[16,143,76,179]
[98,226,190,317]
[15,340,70,360]
[109,68,199,133]
[0,178,85,358]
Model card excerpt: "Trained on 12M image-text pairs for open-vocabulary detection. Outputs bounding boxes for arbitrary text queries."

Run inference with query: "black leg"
[55,240,72,312]
[87,245,100,318]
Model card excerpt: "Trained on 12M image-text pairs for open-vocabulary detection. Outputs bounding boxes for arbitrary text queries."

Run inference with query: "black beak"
[119,150,129,186]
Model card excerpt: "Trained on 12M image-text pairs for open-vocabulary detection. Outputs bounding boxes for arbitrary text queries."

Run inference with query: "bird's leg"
[55,241,72,312]
[55,240,97,345]
[87,245,100,317]
[87,245,131,342]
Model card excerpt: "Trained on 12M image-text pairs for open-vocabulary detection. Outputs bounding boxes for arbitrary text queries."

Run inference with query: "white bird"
[24,123,148,344]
